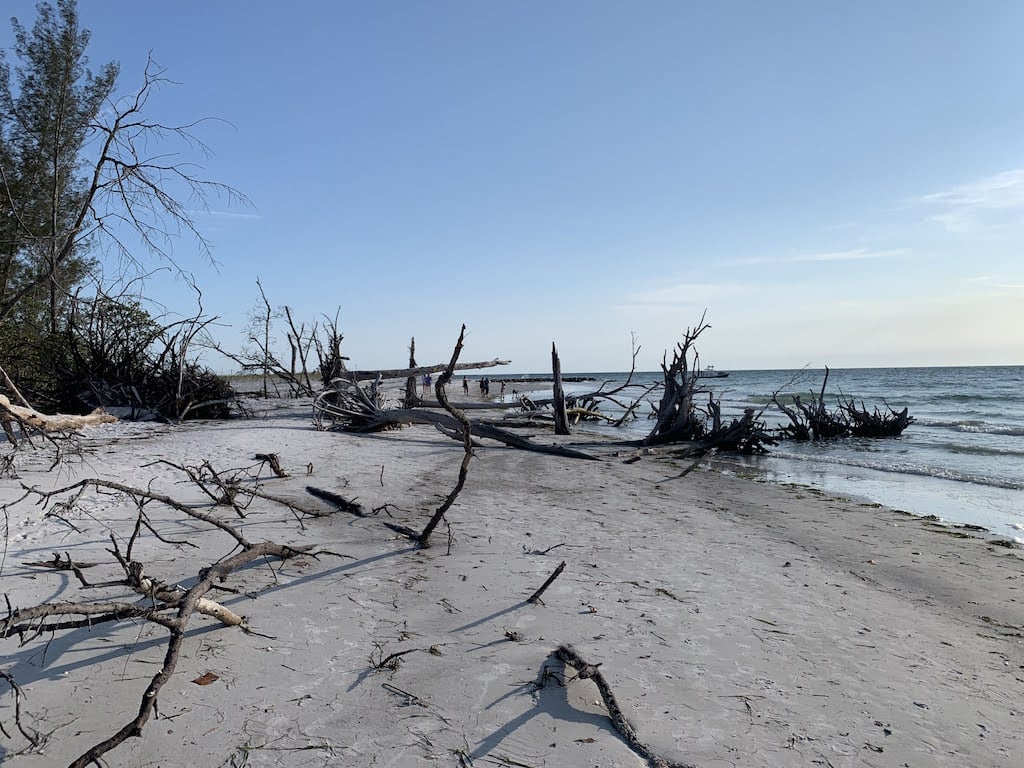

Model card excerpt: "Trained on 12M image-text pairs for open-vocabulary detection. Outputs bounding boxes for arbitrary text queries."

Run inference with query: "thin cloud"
[189,209,262,221]
[611,302,693,316]
[732,248,901,266]
[618,282,750,312]
[960,275,1024,290]
[920,169,1024,232]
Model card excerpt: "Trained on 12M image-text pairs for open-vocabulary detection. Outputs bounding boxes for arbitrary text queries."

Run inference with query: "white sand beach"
[1,396,1022,767]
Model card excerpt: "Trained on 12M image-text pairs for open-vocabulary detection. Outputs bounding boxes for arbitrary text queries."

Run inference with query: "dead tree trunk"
[314,310,348,388]
[404,337,419,409]
[551,342,570,436]
[642,316,710,446]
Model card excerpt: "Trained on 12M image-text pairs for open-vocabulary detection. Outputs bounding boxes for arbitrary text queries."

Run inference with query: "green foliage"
[0,0,117,332]
[0,2,240,420]
[53,293,236,420]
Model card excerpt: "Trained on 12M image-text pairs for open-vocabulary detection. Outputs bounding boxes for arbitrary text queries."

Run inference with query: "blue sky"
[4,1,1023,372]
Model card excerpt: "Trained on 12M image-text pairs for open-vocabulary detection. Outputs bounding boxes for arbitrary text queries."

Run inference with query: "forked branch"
[556,645,693,768]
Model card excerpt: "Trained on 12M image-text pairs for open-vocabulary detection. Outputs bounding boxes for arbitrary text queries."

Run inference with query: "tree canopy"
[0,0,117,332]
[0,0,242,413]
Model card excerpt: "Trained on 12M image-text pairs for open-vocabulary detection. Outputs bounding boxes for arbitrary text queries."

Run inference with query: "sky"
[3,1,1023,372]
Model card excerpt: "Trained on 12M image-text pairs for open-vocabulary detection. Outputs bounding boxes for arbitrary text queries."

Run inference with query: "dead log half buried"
[306,486,368,516]
[555,645,693,768]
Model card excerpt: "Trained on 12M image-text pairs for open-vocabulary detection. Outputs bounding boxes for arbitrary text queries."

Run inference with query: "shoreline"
[2,400,1021,766]
[88,370,1024,541]
[251,374,1024,539]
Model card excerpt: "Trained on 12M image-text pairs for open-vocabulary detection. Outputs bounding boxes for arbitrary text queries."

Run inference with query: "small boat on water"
[697,366,729,379]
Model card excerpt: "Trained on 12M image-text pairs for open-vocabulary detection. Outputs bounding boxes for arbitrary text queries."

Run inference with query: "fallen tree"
[0,462,343,767]
[1,393,116,436]
[341,357,511,383]
[312,319,779,459]
[773,367,914,440]
[313,384,600,461]
[841,396,914,437]
[308,327,597,461]
[641,315,773,455]
[512,334,658,429]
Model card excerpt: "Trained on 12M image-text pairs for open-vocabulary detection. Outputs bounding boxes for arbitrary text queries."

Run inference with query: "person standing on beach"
[463,376,469,394]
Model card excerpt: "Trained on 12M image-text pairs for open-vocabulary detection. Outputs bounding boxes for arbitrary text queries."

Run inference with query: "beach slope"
[1,401,1021,767]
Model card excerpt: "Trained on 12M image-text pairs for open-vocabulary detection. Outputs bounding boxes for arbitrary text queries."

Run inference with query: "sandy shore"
[1,396,1022,767]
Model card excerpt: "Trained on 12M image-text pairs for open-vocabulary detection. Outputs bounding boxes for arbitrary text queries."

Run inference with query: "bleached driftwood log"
[342,357,510,382]
[1,394,117,432]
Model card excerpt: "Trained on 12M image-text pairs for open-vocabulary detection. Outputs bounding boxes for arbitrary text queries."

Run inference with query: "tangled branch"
[0,463,340,767]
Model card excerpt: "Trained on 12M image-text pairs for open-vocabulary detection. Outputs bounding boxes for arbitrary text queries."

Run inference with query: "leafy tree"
[0,0,243,412]
[0,0,116,333]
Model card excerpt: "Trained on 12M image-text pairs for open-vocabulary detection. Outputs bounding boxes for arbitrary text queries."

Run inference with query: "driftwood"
[551,343,570,436]
[773,366,846,440]
[513,335,656,429]
[667,407,775,456]
[774,367,914,440]
[527,560,567,604]
[306,485,368,516]
[254,452,288,477]
[0,363,31,409]
[313,319,779,459]
[384,325,476,547]
[642,316,709,446]
[314,386,600,461]
[637,316,773,455]
[555,645,692,768]
[1,393,116,433]
[0,467,338,768]
[841,397,914,437]
[342,358,510,382]
[403,337,419,409]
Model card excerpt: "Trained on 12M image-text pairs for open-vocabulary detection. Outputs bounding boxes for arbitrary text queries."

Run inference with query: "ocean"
[509,366,1024,541]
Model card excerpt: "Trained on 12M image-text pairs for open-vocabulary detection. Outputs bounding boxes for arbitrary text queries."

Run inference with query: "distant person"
[500,381,506,400]
[463,376,469,394]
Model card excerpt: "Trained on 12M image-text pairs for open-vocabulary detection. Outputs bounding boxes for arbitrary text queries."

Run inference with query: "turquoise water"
[514,366,1024,539]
